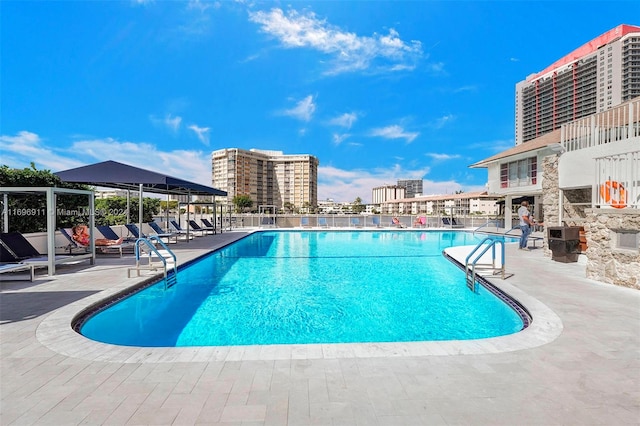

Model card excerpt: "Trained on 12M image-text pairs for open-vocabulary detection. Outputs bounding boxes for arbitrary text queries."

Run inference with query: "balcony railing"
[593,150,640,209]
[562,98,640,152]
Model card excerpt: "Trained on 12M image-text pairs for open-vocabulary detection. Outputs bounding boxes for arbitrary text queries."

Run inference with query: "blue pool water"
[79,231,524,347]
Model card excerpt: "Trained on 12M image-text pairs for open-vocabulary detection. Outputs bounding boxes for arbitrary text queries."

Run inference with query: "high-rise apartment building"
[211,148,318,211]
[397,179,423,198]
[515,24,640,145]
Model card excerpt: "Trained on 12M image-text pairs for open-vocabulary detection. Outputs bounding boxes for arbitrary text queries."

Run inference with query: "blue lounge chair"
[300,217,310,228]
[148,222,178,243]
[189,220,214,235]
[201,218,216,230]
[97,225,134,242]
[171,220,206,236]
[371,216,382,228]
[125,223,147,239]
[318,217,329,228]
[442,217,464,228]
[350,217,363,228]
[168,220,196,239]
[0,231,87,268]
[60,227,130,257]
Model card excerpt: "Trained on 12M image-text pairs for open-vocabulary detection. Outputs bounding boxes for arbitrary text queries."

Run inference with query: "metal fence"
[212,214,502,230]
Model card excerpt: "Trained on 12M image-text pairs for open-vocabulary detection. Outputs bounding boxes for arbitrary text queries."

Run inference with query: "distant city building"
[94,189,139,199]
[371,185,406,205]
[317,198,353,214]
[515,24,640,145]
[379,192,500,216]
[211,148,318,211]
[397,179,423,198]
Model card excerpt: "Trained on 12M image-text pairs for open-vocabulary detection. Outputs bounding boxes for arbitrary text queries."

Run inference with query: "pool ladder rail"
[127,236,178,289]
[465,237,512,292]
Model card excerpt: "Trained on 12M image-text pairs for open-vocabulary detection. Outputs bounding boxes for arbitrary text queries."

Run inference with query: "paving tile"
[1,232,639,425]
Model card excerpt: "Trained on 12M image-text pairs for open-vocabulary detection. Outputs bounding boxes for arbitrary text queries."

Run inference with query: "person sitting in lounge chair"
[72,224,123,246]
[392,217,406,228]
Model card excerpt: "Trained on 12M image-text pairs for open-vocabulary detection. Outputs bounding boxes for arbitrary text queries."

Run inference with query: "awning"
[55,160,226,197]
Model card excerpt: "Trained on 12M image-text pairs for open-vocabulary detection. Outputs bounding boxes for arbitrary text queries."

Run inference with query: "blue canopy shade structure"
[55,160,226,197]
[55,160,226,244]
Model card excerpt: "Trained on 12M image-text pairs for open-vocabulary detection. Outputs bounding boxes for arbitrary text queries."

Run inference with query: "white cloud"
[370,124,419,143]
[431,114,455,129]
[0,131,84,171]
[453,85,477,93]
[2,131,483,204]
[332,133,350,145]
[248,8,423,75]
[426,153,461,161]
[329,112,358,129]
[0,131,212,186]
[164,114,182,131]
[188,124,210,145]
[150,114,183,132]
[282,95,316,122]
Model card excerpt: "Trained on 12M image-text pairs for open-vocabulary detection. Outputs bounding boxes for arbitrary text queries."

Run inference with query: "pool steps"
[127,236,178,288]
[465,237,511,292]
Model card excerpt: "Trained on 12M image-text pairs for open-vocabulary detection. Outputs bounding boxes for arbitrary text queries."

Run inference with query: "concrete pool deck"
[1,229,638,425]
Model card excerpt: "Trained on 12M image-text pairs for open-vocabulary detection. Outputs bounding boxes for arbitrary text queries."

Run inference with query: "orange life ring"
[599,181,627,209]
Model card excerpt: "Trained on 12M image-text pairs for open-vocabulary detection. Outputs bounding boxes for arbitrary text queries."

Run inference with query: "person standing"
[518,201,533,250]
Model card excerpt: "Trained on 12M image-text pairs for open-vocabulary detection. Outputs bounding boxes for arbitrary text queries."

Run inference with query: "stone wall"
[542,154,639,289]
[584,210,640,290]
[541,155,560,254]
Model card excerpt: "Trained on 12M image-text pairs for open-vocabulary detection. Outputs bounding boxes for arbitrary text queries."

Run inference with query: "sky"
[2,1,638,203]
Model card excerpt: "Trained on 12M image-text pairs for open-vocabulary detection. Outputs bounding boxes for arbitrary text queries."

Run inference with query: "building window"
[614,230,639,252]
[500,157,537,188]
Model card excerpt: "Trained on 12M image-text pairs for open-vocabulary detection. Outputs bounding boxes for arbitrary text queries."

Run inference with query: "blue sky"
[2,1,638,203]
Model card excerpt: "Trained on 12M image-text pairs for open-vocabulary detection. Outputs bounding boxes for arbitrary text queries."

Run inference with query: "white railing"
[563,99,640,152]
[593,150,640,209]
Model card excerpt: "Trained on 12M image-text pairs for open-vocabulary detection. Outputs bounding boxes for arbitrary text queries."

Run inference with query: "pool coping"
[35,231,564,362]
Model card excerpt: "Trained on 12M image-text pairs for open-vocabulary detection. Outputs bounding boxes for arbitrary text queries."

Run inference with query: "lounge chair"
[260,216,276,227]
[442,217,464,228]
[188,220,214,235]
[413,216,426,228]
[59,228,130,257]
[201,218,216,230]
[0,262,34,281]
[318,217,329,228]
[169,220,196,238]
[391,218,406,228]
[371,216,382,228]
[171,220,204,237]
[300,217,311,228]
[0,231,89,268]
[164,220,193,240]
[97,225,134,242]
[148,222,178,244]
[350,217,363,228]
[125,223,147,239]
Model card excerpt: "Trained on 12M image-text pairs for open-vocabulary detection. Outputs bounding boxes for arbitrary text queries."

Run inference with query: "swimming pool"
[78,231,526,347]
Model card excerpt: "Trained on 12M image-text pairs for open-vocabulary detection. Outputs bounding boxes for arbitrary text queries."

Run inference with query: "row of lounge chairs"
[0,220,220,280]
[298,216,466,228]
[0,231,89,281]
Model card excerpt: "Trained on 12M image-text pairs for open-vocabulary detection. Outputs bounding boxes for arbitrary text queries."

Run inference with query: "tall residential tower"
[212,148,318,211]
[515,24,640,145]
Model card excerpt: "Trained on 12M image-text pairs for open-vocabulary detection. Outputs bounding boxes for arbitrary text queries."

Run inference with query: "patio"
[1,230,638,425]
